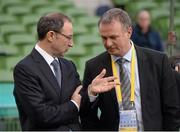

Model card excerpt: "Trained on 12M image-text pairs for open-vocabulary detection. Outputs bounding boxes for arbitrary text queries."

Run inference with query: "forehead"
[138,11,150,19]
[62,21,73,32]
[99,21,124,35]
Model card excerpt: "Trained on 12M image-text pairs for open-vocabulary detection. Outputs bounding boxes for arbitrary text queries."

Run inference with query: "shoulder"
[59,57,77,70]
[135,46,167,62]
[136,45,164,56]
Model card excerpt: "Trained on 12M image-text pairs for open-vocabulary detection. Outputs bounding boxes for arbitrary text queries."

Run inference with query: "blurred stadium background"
[0,0,179,130]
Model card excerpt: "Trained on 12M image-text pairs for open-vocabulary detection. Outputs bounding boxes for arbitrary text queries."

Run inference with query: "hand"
[175,63,180,73]
[89,69,119,96]
[71,85,82,107]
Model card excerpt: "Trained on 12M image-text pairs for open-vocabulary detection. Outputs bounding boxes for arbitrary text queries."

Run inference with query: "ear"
[46,31,55,42]
[126,26,133,38]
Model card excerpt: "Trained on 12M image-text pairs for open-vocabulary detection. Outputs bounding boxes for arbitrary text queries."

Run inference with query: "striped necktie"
[117,58,131,110]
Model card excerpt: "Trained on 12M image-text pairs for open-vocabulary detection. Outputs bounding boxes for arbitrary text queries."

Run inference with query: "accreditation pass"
[119,110,138,131]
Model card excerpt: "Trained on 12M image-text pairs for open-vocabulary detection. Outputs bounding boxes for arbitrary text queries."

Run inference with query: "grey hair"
[98,8,132,30]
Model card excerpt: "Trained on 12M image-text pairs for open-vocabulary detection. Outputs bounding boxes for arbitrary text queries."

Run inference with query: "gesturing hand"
[89,69,119,96]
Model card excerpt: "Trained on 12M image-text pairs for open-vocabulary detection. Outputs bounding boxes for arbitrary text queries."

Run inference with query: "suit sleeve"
[80,61,100,130]
[161,55,180,130]
[13,63,79,128]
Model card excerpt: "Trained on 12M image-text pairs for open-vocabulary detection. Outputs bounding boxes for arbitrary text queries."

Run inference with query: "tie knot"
[51,59,59,70]
[116,58,126,65]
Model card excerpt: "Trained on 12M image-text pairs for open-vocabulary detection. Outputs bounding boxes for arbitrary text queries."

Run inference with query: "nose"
[105,38,113,47]
[68,40,73,47]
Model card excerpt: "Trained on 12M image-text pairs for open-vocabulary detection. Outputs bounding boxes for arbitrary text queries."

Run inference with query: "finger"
[104,76,117,82]
[98,84,116,93]
[175,66,179,72]
[96,69,106,79]
[75,85,83,93]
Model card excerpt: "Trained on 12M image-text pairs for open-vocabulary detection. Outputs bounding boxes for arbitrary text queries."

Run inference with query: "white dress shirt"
[35,44,79,111]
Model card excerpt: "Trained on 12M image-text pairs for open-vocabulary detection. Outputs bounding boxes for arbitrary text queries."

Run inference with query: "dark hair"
[37,12,71,40]
[98,8,132,30]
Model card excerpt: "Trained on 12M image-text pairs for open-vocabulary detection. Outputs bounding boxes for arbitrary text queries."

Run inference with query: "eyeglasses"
[55,31,73,41]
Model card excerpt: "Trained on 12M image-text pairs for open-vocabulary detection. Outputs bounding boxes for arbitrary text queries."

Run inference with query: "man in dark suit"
[80,8,180,131]
[14,12,117,131]
[13,12,83,131]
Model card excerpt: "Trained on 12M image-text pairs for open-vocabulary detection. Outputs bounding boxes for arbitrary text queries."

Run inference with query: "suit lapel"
[58,58,68,102]
[135,46,148,129]
[31,48,61,97]
[101,52,119,114]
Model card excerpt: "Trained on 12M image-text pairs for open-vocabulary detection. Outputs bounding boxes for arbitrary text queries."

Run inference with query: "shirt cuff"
[88,86,98,102]
[71,100,79,111]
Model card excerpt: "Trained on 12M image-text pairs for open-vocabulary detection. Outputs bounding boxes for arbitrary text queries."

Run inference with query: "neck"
[119,41,132,57]
[38,41,55,57]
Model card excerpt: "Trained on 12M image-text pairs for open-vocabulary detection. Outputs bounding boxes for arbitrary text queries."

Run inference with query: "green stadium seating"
[0,70,13,82]
[6,5,31,17]
[6,56,22,71]
[113,0,130,7]
[65,8,86,18]
[76,16,99,32]
[0,0,179,130]
[0,24,26,42]
[23,45,34,56]
[0,14,17,25]
[73,24,88,37]
[21,15,39,29]
[0,83,20,130]
[65,44,86,68]
[0,0,23,13]
[7,34,34,55]
[34,6,62,16]
[51,0,74,10]
[26,0,50,12]
[8,34,34,46]
[92,44,105,55]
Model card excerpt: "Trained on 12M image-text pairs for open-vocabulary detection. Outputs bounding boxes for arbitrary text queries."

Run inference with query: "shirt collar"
[35,44,58,65]
[112,41,133,63]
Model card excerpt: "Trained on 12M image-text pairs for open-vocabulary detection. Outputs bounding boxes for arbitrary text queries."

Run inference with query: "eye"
[101,36,107,41]
[110,35,118,40]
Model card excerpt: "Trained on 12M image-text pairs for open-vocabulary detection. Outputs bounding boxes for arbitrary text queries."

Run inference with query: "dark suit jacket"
[13,49,81,131]
[173,71,180,103]
[173,70,180,128]
[80,46,180,131]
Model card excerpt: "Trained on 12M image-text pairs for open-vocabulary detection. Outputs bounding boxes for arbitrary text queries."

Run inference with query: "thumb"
[75,85,82,93]
[96,69,106,79]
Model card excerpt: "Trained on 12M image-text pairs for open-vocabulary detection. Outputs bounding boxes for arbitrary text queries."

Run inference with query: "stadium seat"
[23,44,34,56]
[76,16,99,32]
[6,5,31,17]
[21,15,39,31]
[73,24,88,37]
[65,44,86,69]
[6,56,22,71]
[50,0,74,10]
[34,6,62,16]
[0,45,18,56]
[0,24,26,42]
[0,0,23,13]
[26,0,50,12]
[0,14,17,25]
[0,70,13,82]
[65,8,86,18]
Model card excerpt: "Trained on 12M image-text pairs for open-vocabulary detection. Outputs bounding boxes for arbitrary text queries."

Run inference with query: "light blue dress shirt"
[112,43,144,131]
